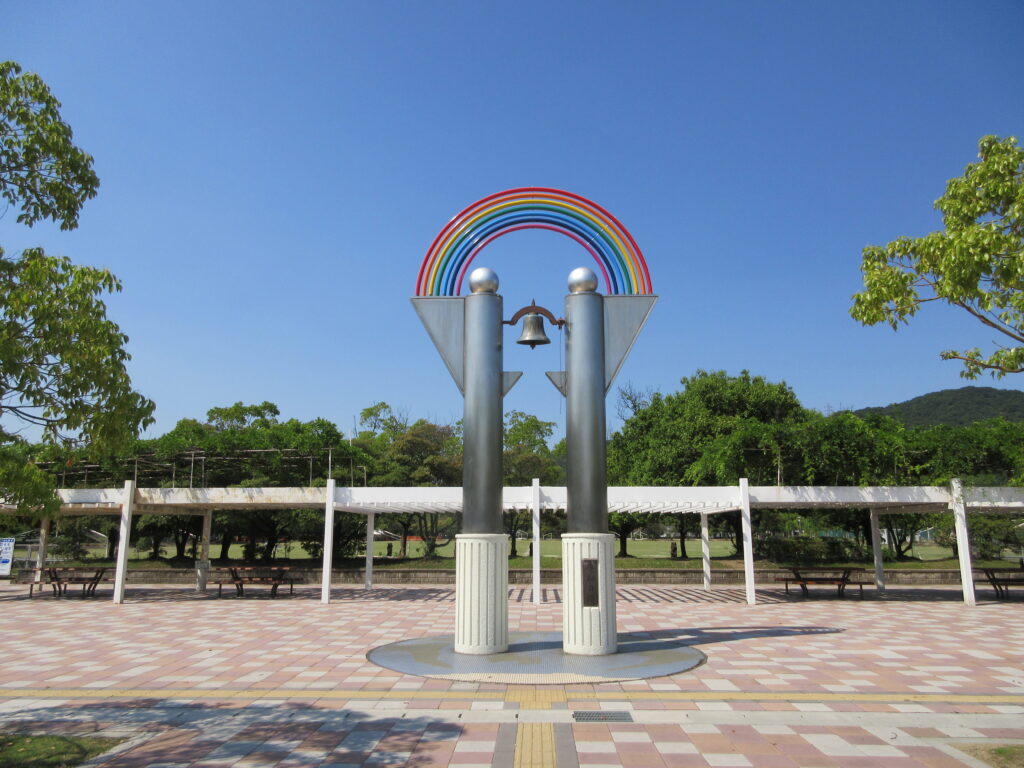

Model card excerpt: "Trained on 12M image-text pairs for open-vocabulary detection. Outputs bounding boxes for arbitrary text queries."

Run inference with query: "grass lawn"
[371,538,738,560]
[0,734,122,768]
[40,538,1017,572]
[958,744,1024,768]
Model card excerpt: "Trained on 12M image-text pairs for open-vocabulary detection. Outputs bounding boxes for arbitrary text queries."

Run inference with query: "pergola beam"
[5,480,1020,609]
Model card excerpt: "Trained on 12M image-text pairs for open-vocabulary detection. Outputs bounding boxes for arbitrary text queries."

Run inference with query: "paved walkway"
[1,583,1022,767]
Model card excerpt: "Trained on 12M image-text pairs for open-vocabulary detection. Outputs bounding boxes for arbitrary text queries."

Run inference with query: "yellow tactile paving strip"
[505,687,568,709]
[2,687,1023,705]
[513,723,556,768]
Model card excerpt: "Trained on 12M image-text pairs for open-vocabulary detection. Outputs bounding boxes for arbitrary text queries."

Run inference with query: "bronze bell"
[516,312,551,348]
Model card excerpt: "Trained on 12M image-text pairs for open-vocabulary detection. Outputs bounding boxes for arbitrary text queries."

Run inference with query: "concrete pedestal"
[454,533,509,654]
[562,533,617,655]
[195,560,210,592]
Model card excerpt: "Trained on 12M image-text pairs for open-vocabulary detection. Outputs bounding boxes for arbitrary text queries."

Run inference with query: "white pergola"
[14,478,1024,607]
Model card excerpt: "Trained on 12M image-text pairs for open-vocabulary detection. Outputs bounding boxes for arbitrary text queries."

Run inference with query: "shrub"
[758,535,867,565]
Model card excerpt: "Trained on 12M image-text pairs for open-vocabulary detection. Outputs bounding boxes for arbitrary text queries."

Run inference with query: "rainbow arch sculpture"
[415,187,652,296]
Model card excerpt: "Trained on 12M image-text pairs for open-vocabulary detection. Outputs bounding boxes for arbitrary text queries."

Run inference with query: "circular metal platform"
[367,631,707,684]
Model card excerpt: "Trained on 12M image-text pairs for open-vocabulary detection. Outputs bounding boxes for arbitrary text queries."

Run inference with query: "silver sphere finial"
[469,267,499,294]
[568,266,598,294]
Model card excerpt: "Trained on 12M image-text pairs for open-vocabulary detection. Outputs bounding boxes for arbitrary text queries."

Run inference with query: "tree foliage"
[609,370,1024,561]
[608,370,808,487]
[0,61,152,518]
[0,61,99,229]
[0,249,154,449]
[502,410,561,555]
[851,135,1024,378]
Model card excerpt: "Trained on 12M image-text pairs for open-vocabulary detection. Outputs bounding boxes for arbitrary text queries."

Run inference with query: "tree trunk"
[677,515,687,559]
[105,527,118,560]
[173,519,194,560]
[219,531,232,561]
[884,521,912,559]
[418,513,436,558]
[507,512,519,558]
[261,527,279,562]
[174,527,188,559]
[731,513,744,558]
[150,534,162,560]
[244,521,257,562]
[619,529,629,557]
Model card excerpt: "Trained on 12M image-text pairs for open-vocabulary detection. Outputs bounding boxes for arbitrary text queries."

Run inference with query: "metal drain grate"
[572,711,633,722]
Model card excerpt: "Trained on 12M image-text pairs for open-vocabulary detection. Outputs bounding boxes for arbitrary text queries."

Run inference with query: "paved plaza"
[0,583,1022,767]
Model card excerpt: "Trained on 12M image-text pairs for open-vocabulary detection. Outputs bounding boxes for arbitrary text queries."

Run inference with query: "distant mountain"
[854,386,1024,427]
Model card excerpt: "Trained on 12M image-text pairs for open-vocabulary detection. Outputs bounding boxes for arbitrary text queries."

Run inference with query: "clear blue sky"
[3,1,1022,441]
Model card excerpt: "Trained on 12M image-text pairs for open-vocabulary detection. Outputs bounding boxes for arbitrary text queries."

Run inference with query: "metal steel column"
[869,509,886,593]
[321,479,335,604]
[565,282,607,534]
[462,286,504,535]
[951,478,975,606]
[113,480,134,605]
[455,270,508,654]
[562,268,616,655]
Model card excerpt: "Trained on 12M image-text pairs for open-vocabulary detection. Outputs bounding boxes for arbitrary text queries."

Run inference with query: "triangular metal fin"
[410,297,465,394]
[546,371,567,397]
[604,295,657,393]
[502,371,523,397]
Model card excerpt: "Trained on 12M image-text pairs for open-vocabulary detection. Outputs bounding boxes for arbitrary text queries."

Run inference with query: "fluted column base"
[562,533,617,655]
[455,534,508,654]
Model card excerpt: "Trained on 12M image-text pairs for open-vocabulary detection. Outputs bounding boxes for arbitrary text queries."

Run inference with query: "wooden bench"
[978,567,1024,599]
[41,567,110,597]
[775,567,869,598]
[210,567,300,598]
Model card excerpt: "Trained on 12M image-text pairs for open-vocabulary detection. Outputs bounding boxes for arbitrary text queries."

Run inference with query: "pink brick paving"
[0,583,1021,766]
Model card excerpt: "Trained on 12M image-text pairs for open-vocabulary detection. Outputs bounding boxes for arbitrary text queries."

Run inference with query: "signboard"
[0,538,14,577]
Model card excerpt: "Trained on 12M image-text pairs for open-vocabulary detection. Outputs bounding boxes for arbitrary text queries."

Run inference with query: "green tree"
[358,405,461,559]
[789,412,910,553]
[137,402,360,563]
[608,370,809,556]
[0,61,153,518]
[503,410,560,556]
[608,511,644,557]
[851,135,1024,378]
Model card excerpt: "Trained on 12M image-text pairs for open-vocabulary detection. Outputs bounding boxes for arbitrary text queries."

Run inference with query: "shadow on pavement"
[0,699,463,768]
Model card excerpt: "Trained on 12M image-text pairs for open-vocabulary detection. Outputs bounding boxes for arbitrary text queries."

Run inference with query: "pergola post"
[700,512,711,591]
[532,478,541,605]
[321,479,335,604]
[869,509,886,593]
[34,517,50,584]
[113,480,134,605]
[951,478,975,607]
[364,511,375,590]
[739,478,755,605]
[196,511,212,592]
